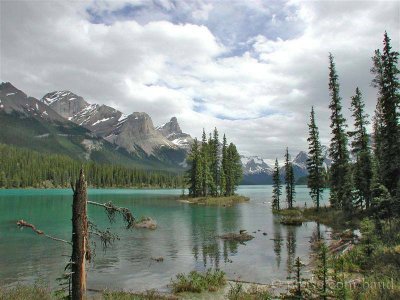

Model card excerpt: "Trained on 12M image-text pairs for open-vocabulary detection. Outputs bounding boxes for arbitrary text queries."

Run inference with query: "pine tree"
[284,148,295,208]
[371,49,385,182]
[315,243,329,300]
[187,139,202,197]
[272,158,282,211]
[294,257,304,299]
[210,127,220,196]
[328,53,352,211]
[220,134,228,196]
[195,151,203,197]
[219,168,226,197]
[348,88,373,209]
[307,107,324,210]
[226,143,242,196]
[201,129,211,196]
[378,32,400,196]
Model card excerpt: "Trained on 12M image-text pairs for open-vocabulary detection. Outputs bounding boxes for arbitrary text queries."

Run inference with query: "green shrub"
[170,269,226,293]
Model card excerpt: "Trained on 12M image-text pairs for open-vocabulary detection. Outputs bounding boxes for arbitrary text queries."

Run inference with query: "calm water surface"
[0,185,330,292]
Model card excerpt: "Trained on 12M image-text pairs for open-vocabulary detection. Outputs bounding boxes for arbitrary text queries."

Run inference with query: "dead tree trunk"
[71,169,89,300]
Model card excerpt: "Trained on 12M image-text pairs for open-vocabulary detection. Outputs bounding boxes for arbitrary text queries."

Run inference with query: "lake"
[0,185,330,292]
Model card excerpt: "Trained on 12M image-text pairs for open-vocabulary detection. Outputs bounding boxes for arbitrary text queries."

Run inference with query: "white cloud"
[0,0,399,160]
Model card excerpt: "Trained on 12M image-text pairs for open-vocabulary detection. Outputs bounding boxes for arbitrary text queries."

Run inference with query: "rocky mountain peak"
[157,116,182,137]
[41,91,89,119]
[106,112,176,155]
[124,112,155,135]
[0,82,22,94]
[156,117,194,150]
[293,151,308,165]
[0,82,64,121]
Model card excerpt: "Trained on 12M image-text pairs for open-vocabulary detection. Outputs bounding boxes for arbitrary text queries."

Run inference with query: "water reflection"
[0,186,330,291]
[191,206,241,268]
[272,218,283,268]
[285,225,298,279]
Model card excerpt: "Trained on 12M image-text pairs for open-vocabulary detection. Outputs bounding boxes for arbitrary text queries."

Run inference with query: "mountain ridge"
[39,88,193,165]
[241,146,332,185]
[0,82,182,171]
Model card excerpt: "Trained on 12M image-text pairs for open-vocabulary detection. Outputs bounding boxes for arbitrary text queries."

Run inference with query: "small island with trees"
[181,128,248,206]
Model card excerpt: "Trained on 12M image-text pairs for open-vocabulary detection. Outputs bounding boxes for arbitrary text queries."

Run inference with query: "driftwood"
[17,220,71,245]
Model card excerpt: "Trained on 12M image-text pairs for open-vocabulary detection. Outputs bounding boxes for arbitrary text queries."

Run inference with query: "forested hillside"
[0,144,183,188]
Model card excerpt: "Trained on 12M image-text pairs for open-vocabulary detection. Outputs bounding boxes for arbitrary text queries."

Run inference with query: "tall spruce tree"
[210,128,220,196]
[220,134,228,196]
[272,158,282,210]
[201,129,211,196]
[328,53,353,210]
[377,32,400,196]
[226,143,242,196]
[348,88,373,209]
[284,148,295,208]
[307,107,324,210]
[187,138,202,197]
[371,49,385,182]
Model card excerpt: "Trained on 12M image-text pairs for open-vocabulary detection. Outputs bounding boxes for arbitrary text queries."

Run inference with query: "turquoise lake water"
[0,185,330,292]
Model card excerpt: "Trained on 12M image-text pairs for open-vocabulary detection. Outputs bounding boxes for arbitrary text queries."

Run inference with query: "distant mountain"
[241,146,332,185]
[156,117,194,150]
[291,146,332,174]
[240,156,274,184]
[42,91,89,119]
[1,82,65,122]
[0,82,181,170]
[40,90,191,166]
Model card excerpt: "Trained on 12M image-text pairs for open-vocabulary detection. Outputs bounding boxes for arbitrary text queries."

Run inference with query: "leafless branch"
[17,220,72,245]
[87,200,135,228]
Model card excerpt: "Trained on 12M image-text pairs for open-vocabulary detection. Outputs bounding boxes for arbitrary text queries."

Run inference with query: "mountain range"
[0,82,190,170]
[1,81,329,183]
[240,146,332,184]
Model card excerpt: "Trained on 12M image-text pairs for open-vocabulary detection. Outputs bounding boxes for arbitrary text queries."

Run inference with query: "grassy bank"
[274,206,364,230]
[274,206,400,299]
[179,195,249,206]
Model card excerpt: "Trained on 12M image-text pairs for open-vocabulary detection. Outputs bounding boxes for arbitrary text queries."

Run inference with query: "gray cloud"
[0,0,399,160]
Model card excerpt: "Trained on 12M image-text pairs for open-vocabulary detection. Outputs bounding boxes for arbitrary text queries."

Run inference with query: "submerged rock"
[219,231,254,242]
[135,217,157,230]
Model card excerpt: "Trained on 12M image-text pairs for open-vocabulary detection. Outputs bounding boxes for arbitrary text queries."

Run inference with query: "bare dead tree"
[16,169,148,300]
[71,169,90,300]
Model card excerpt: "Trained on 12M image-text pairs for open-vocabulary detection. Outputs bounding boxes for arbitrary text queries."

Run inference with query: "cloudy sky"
[0,0,399,160]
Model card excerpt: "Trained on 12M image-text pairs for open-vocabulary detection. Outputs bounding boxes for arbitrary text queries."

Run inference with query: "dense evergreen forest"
[186,128,242,197]
[0,143,183,188]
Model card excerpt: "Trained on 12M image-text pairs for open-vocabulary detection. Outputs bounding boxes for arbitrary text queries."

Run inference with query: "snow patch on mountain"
[240,155,274,175]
